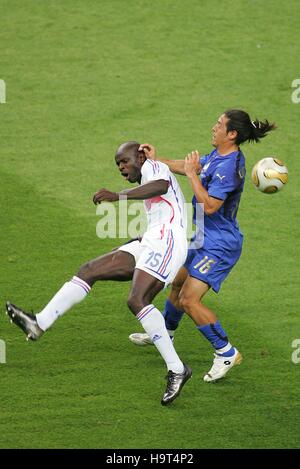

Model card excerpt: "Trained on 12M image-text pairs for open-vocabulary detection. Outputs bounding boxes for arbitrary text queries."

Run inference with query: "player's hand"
[138,143,157,160]
[93,188,119,204]
[184,151,200,177]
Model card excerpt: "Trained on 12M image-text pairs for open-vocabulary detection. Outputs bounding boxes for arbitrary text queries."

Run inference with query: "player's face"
[115,152,143,183]
[211,114,231,147]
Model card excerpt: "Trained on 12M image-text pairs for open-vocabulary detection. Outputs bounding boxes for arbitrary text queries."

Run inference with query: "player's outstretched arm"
[139,143,201,175]
[185,152,223,215]
[119,179,169,200]
[93,189,119,204]
[93,180,168,204]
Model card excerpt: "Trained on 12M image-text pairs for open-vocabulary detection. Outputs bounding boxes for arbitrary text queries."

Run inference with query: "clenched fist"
[93,188,119,204]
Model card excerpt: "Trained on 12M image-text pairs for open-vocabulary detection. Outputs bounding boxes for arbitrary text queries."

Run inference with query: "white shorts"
[118,225,188,286]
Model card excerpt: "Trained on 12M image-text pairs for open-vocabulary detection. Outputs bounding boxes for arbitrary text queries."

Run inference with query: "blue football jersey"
[192,149,246,252]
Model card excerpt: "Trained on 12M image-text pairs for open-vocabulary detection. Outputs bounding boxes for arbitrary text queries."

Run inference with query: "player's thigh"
[172,266,189,291]
[179,275,210,306]
[168,266,189,305]
[79,250,135,281]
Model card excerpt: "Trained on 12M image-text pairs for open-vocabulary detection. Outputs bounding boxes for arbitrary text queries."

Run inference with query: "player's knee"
[178,293,194,312]
[77,261,94,285]
[127,293,143,315]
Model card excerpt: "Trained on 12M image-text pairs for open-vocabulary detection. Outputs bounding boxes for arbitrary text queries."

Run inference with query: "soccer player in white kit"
[6,141,192,406]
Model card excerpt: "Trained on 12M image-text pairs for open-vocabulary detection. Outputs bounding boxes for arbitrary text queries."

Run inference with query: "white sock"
[137,305,184,373]
[36,276,91,331]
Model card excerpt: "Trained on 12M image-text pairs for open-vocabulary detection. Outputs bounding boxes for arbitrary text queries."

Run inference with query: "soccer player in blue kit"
[130,109,276,382]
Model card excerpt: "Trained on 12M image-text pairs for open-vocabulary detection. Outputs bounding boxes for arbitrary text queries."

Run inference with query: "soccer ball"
[251,157,288,194]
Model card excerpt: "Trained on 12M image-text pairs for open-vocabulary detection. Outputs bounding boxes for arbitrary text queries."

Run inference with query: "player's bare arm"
[93,179,168,204]
[119,179,169,199]
[139,143,201,175]
[184,151,223,215]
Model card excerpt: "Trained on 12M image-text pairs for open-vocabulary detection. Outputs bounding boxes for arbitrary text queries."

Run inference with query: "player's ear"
[228,129,237,142]
[137,150,146,164]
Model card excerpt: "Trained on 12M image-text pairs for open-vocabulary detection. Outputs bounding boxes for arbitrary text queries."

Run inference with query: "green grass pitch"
[1,0,299,449]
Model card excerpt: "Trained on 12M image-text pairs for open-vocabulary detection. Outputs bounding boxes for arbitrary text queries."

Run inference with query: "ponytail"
[225,109,276,145]
[249,119,277,143]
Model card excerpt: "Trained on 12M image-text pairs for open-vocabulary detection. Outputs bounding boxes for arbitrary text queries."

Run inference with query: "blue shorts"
[184,246,242,293]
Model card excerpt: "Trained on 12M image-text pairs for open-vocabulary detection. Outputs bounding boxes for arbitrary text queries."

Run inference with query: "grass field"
[1,0,299,449]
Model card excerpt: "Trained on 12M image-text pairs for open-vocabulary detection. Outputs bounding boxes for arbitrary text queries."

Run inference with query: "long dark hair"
[224,109,276,145]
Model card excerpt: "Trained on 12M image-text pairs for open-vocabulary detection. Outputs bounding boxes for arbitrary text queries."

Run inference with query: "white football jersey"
[141,159,187,231]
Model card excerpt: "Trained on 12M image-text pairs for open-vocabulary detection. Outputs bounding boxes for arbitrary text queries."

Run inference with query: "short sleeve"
[200,155,208,167]
[208,161,238,201]
[141,160,170,184]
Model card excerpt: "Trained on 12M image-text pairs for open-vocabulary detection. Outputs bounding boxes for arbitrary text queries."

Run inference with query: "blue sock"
[162,299,184,332]
[197,320,235,357]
